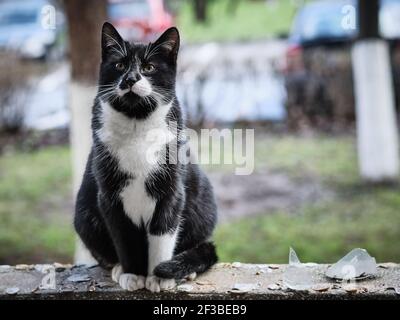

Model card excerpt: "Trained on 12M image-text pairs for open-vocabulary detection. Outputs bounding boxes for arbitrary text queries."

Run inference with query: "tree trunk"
[64,0,107,82]
[64,0,107,264]
[194,0,207,23]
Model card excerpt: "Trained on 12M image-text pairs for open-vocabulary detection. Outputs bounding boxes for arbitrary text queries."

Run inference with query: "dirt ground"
[209,169,332,222]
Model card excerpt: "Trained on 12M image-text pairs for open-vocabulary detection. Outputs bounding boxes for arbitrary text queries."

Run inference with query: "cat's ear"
[101,22,126,59]
[153,27,180,62]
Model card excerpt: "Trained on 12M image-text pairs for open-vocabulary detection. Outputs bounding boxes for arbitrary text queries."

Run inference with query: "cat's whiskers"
[97,82,118,93]
[98,89,116,98]
[150,87,175,104]
[97,80,122,104]
[100,90,119,104]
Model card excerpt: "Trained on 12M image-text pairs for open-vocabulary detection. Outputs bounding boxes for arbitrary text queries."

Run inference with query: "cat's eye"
[115,62,125,71]
[141,64,155,74]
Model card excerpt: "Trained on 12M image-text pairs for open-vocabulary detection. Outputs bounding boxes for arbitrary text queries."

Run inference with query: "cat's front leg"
[146,230,179,292]
[99,196,147,291]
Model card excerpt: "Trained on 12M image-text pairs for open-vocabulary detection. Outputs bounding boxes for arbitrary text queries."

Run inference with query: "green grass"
[0,146,74,263]
[254,135,359,185]
[200,133,358,185]
[215,186,400,263]
[177,0,297,43]
[214,134,400,263]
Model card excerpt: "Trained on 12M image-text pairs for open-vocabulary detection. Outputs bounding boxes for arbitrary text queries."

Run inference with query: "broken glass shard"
[283,247,319,291]
[325,248,377,280]
[289,247,301,265]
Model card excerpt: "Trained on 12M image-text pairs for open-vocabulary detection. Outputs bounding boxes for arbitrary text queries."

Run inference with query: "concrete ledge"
[0,263,399,300]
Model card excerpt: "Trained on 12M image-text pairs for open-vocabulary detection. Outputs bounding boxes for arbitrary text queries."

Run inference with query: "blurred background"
[0,0,399,265]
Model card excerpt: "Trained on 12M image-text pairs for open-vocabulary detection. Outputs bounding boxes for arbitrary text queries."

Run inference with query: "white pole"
[69,81,97,265]
[352,39,399,182]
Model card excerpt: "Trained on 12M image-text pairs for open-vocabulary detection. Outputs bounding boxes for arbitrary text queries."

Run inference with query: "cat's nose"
[125,74,140,87]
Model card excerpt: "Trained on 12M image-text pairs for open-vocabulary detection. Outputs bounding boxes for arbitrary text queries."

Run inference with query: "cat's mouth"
[120,91,141,104]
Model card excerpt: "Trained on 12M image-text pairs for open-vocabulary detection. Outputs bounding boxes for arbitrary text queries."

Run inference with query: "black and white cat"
[74,22,218,292]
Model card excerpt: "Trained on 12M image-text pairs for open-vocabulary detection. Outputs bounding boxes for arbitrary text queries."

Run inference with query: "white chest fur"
[97,100,174,225]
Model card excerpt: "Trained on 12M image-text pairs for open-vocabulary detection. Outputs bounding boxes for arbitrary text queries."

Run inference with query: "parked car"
[283,0,400,130]
[0,0,66,60]
[108,0,174,42]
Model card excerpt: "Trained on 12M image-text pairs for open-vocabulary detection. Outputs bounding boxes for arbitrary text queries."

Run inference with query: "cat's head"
[98,22,179,113]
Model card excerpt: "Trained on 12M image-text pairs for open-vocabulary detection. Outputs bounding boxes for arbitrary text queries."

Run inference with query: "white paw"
[119,273,145,291]
[111,264,123,283]
[145,275,176,293]
[186,272,197,281]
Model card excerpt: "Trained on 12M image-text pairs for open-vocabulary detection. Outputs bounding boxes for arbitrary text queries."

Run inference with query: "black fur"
[154,242,218,279]
[74,22,218,280]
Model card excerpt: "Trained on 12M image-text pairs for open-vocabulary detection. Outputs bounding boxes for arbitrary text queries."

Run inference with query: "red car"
[108,0,174,42]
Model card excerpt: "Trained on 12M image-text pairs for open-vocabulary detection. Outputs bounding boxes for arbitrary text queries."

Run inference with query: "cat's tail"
[153,242,218,280]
